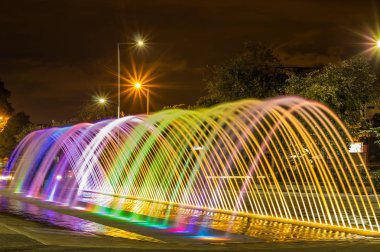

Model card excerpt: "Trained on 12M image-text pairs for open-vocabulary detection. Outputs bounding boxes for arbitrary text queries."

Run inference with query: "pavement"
[0,192,380,251]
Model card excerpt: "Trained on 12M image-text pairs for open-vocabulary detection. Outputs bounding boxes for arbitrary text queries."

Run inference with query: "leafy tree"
[285,56,379,136]
[0,81,14,132]
[196,96,220,108]
[0,116,8,133]
[162,104,187,110]
[197,42,287,107]
[162,104,196,110]
[0,112,31,158]
[0,82,31,157]
[359,127,380,145]
[0,81,13,116]
[372,113,380,128]
[14,123,44,143]
[75,100,116,122]
[11,98,116,152]
[14,119,78,145]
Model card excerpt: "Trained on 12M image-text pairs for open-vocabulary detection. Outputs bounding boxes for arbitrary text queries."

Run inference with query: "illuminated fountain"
[2,96,380,237]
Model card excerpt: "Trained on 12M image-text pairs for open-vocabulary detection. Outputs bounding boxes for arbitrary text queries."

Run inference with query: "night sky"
[1,0,379,123]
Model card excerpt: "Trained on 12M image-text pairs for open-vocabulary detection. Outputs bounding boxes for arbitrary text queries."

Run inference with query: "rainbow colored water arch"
[2,96,380,236]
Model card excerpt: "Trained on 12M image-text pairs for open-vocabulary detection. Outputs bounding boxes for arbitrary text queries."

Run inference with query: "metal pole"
[117,43,121,119]
[147,88,149,115]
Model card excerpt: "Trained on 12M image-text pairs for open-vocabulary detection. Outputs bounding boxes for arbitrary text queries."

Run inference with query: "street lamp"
[134,82,149,115]
[134,82,141,89]
[98,98,106,104]
[117,40,145,118]
[377,40,380,48]
[137,40,144,46]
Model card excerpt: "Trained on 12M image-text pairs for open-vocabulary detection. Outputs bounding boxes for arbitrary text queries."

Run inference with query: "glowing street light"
[377,40,380,48]
[117,39,146,118]
[98,98,106,104]
[137,40,144,46]
[134,82,141,89]
[134,82,150,115]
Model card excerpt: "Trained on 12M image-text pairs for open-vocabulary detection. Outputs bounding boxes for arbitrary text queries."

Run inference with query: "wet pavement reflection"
[0,196,163,242]
[77,192,370,242]
[0,190,376,243]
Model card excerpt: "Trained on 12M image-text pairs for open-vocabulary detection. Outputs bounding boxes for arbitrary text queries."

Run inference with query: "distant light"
[0,175,12,181]
[99,98,106,104]
[0,116,3,120]
[137,40,145,46]
[377,40,380,48]
[56,175,63,181]
[349,142,363,153]
[73,206,86,210]
[192,146,204,151]
[134,83,141,89]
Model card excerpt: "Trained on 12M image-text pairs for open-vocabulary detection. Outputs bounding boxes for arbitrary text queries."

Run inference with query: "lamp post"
[146,88,150,115]
[134,82,149,115]
[117,40,145,118]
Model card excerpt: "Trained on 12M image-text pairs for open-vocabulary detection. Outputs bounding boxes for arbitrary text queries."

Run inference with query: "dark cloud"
[0,0,378,122]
